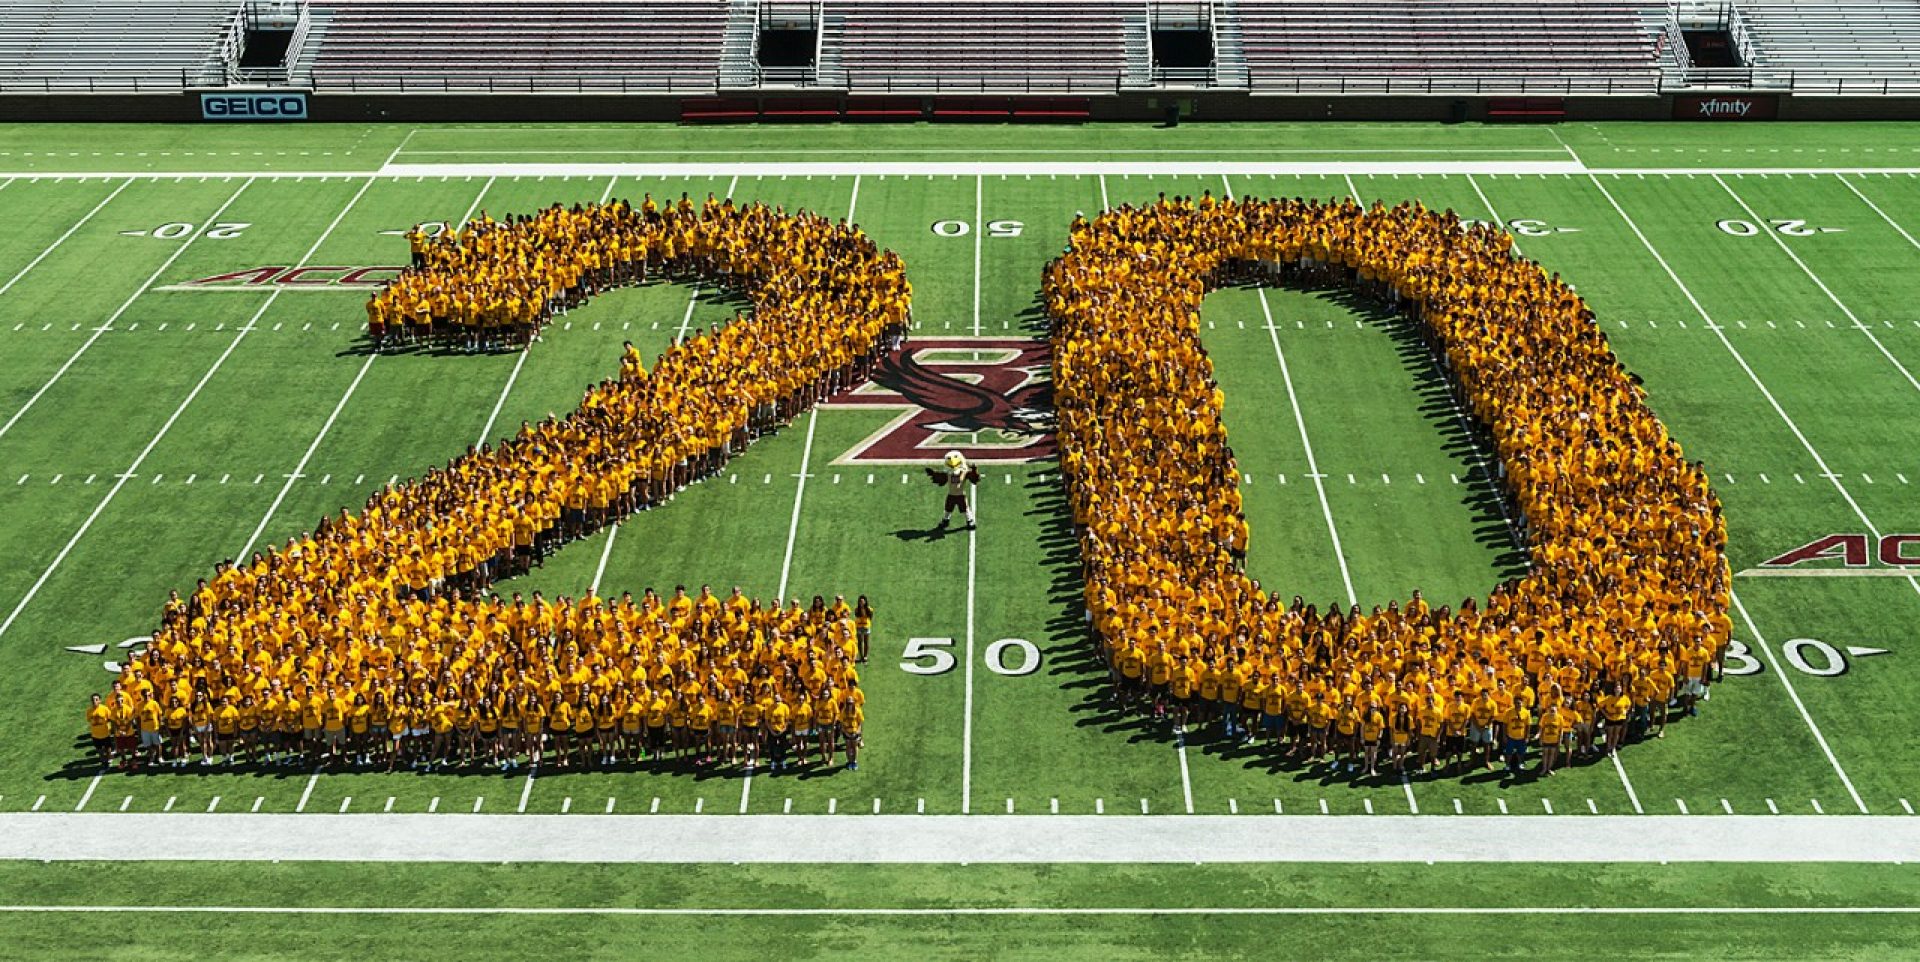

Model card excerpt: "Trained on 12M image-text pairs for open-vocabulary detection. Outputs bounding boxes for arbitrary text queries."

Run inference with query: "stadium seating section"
[0,0,236,92]
[1733,0,1920,94]
[1236,1,1663,95]
[307,0,730,93]
[829,0,1128,93]
[3,1,1919,100]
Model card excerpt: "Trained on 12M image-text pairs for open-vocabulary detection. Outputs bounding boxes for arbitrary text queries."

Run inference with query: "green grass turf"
[6,120,1920,171]
[0,861,1916,960]
[0,125,1916,826]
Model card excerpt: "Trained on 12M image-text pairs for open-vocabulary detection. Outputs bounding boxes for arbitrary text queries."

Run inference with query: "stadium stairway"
[718,0,763,89]
[1212,0,1251,88]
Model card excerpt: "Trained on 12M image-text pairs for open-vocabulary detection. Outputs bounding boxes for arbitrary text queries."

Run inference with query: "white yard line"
[0,177,132,295]
[458,177,494,227]
[473,347,531,448]
[0,315,261,642]
[73,775,101,812]
[972,174,984,336]
[1589,174,1920,599]
[588,525,620,597]
[238,352,377,559]
[7,904,1919,917]
[1254,288,1358,604]
[1467,172,1639,811]
[1590,173,1881,811]
[1729,591,1869,814]
[1097,173,1110,211]
[0,178,253,444]
[671,285,702,342]
[1176,739,1195,814]
[1713,174,1920,396]
[4,813,1917,863]
[1837,173,1920,250]
[595,173,620,205]
[742,176,859,815]
[382,127,419,169]
[230,174,386,558]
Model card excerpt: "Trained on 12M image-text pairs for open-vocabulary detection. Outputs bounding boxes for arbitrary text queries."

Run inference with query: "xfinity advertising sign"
[200,92,309,121]
[1672,94,1778,120]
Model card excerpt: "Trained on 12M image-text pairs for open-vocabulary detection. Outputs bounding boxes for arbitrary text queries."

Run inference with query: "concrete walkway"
[3,814,1915,863]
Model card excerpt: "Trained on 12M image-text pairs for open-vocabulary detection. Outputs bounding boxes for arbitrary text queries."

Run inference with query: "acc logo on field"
[1746,533,1920,574]
[823,337,1054,465]
[159,265,404,291]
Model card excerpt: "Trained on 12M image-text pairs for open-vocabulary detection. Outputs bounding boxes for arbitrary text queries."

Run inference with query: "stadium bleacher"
[828,0,1129,93]
[3,0,1918,103]
[1235,0,1665,96]
[1731,0,1920,95]
[305,0,729,93]
[0,0,236,93]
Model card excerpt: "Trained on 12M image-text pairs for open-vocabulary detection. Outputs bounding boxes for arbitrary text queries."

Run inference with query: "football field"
[0,120,1919,955]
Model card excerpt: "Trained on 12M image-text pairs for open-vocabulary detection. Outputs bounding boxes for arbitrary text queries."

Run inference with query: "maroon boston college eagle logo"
[823,337,1055,465]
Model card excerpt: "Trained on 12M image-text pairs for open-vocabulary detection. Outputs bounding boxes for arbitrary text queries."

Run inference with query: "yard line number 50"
[901,636,1041,676]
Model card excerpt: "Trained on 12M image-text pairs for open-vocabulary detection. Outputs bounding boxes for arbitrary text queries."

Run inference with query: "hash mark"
[1722,798,1733,814]
[1587,798,1598,814]
[1811,799,1824,814]
[1454,799,1463,814]
[1542,799,1553,814]
[1496,798,1507,814]
[1321,799,1331,815]
[1767,798,1779,814]
[1676,799,1689,814]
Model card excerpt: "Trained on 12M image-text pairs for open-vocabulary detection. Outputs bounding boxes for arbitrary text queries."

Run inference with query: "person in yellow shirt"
[86,694,114,771]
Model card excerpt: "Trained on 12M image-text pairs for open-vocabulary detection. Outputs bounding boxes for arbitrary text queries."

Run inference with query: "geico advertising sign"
[201,92,309,122]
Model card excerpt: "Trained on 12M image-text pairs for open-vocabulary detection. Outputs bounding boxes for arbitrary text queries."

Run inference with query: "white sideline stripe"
[0,178,252,444]
[1730,592,1869,814]
[5,814,1918,863]
[1713,174,1920,399]
[1255,288,1357,604]
[0,177,131,295]
[1590,174,1873,811]
[4,905,1918,917]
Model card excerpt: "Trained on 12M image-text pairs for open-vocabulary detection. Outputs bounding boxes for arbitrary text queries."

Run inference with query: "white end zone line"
[0,178,253,444]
